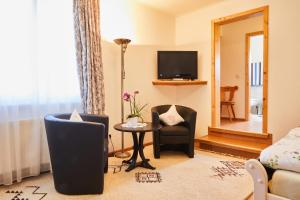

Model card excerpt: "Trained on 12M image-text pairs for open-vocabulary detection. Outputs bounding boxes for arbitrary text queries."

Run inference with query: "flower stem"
[129,98,133,114]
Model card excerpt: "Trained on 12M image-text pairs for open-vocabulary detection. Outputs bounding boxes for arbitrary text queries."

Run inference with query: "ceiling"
[135,0,224,16]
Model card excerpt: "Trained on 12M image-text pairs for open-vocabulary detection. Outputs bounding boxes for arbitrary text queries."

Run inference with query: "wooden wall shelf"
[152,80,208,86]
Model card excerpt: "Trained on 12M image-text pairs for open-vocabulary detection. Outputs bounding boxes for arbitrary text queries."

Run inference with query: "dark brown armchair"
[44,113,108,195]
[151,105,197,158]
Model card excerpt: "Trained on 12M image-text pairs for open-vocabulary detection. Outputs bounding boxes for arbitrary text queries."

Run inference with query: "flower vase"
[126,116,139,127]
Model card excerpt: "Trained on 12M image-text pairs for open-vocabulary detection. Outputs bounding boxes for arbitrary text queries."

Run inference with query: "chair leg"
[187,143,194,158]
[230,104,236,119]
[154,143,160,159]
[227,105,232,121]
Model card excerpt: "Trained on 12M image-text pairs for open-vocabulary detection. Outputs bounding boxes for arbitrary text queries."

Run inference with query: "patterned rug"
[3,186,47,200]
[0,148,253,200]
[211,161,245,180]
[135,172,162,183]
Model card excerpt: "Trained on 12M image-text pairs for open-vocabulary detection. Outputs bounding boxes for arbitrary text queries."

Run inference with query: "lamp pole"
[114,38,131,158]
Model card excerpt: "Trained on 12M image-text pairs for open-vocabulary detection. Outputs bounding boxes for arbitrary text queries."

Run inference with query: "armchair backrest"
[152,105,196,121]
[220,86,238,102]
[53,113,109,139]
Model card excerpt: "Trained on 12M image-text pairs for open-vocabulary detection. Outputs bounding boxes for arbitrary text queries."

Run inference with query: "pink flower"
[123,92,131,101]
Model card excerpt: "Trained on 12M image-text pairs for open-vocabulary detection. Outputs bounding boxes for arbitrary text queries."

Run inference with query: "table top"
[113,122,162,133]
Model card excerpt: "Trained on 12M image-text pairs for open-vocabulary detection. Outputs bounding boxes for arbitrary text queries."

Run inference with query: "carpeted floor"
[0,147,253,200]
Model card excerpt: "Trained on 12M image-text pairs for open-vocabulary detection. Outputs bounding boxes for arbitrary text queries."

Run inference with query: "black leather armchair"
[44,113,108,195]
[152,105,197,158]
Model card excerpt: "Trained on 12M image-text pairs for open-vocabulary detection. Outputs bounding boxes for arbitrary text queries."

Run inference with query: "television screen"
[157,51,198,80]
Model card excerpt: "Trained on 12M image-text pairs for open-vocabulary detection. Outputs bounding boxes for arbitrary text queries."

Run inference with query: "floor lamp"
[114,38,131,158]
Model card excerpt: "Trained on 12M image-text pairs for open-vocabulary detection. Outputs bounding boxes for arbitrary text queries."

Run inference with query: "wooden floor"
[220,114,262,133]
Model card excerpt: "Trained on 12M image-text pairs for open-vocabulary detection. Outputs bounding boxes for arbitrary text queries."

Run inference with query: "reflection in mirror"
[219,14,264,134]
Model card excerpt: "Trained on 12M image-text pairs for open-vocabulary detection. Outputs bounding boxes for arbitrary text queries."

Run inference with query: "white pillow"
[69,109,83,122]
[159,105,184,126]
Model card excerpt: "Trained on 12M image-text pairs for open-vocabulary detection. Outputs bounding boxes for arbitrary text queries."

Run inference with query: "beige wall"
[176,0,300,141]
[102,42,178,151]
[220,15,263,119]
[101,0,175,45]
[101,0,176,151]
[101,0,300,151]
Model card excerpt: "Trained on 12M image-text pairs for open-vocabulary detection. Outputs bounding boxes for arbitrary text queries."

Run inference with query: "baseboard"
[194,138,201,149]
[221,117,246,121]
[199,143,259,158]
[108,142,153,157]
[108,140,202,157]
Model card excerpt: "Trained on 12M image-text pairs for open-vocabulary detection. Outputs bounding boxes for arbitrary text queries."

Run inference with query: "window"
[0,0,81,121]
[0,0,80,106]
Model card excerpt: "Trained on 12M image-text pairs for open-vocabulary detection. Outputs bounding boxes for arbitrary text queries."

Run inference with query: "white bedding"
[269,169,300,200]
[260,127,300,173]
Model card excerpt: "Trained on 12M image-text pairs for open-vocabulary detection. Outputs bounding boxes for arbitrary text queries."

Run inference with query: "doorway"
[211,6,269,134]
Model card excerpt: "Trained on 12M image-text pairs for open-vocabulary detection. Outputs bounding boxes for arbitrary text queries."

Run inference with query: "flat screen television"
[157,51,198,80]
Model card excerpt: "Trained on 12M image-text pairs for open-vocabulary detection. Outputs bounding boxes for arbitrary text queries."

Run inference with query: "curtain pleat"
[73,0,105,115]
[0,0,81,185]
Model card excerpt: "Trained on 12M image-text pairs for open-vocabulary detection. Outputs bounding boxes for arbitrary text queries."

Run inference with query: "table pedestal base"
[122,132,155,172]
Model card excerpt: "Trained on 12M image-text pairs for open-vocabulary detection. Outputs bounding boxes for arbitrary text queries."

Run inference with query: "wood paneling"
[208,127,272,144]
[213,6,269,25]
[262,6,269,133]
[152,80,207,86]
[198,126,272,158]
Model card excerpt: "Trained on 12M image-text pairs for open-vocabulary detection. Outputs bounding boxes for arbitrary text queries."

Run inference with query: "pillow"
[159,105,184,126]
[69,109,83,122]
[288,127,300,137]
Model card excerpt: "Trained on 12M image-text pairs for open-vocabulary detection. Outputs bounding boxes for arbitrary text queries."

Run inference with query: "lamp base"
[115,151,131,158]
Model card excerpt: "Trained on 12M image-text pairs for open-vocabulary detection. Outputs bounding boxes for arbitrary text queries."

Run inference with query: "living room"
[1,0,300,200]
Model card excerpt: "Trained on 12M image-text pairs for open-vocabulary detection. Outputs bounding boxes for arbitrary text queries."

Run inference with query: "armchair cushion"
[160,125,189,136]
[159,105,184,126]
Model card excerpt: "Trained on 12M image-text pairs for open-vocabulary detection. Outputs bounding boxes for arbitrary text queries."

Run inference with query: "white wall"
[220,15,263,119]
[250,35,264,63]
[176,0,300,141]
[250,35,263,104]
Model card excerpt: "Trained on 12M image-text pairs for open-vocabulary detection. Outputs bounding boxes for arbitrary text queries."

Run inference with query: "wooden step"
[198,135,270,158]
[208,126,272,145]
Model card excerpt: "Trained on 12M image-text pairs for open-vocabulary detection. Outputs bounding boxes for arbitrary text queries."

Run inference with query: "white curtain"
[0,0,81,185]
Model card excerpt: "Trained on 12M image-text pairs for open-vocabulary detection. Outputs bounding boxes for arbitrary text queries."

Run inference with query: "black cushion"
[160,125,189,136]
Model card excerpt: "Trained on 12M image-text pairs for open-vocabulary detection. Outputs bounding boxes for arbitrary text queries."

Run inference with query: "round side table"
[114,122,161,172]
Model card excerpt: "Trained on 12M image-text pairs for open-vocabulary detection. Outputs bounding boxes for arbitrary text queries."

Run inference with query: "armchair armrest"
[151,107,160,127]
[184,111,196,129]
[80,114,109,138]
[245,159,268,200]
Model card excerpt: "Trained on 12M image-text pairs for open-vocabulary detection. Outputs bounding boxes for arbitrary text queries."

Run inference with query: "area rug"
[135,172,162,183]
[0,147,253,200]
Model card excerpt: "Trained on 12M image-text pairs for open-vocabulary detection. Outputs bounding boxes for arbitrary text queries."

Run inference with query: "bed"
[246,128,300,200]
